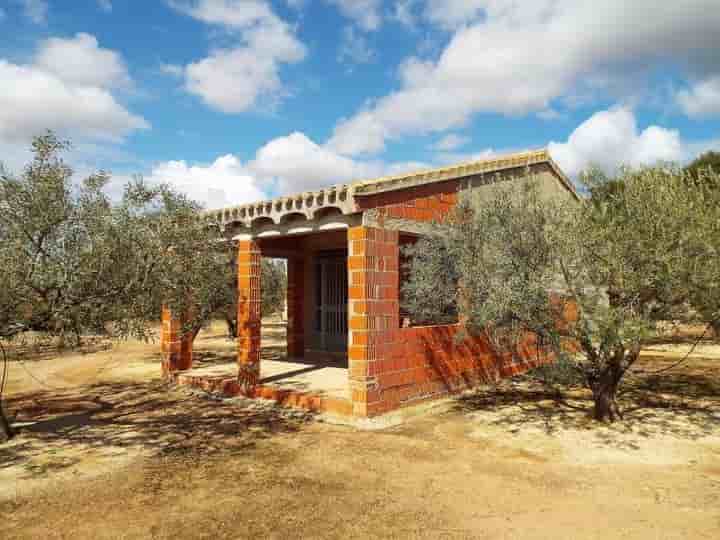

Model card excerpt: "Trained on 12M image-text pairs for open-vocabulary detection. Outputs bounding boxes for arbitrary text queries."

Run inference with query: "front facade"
[161,149,578,418]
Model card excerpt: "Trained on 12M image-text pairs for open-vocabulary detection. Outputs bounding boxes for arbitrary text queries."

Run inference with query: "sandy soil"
[1,322,719,539]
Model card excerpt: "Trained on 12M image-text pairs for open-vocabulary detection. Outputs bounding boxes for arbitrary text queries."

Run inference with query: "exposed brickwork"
[367,325,554,415]
[357,180,459,223]
[160,306,193,375]
[286,256,305,358]
[347,224,557,417]
[347,226,400,416]
[237,239,262,393]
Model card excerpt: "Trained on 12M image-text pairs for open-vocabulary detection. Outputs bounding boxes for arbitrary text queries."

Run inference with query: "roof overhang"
[207,149,578,238]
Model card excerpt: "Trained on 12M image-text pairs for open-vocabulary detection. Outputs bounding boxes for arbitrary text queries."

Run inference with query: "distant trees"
[402,165,720,422]
[0,133,286,441]
[684,150,720,183]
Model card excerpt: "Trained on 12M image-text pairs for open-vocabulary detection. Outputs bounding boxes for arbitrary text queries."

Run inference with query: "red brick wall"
[160,306,193,375]
[367,324,554,415]
[357,180,459,223]
[347,225,558,417]
[286,256,305,358]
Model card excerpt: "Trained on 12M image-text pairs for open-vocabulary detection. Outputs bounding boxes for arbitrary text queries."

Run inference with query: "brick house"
[161,149,578,418]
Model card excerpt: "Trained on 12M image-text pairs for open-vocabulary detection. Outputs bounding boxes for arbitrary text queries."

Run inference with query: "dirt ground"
[1,322,719,539]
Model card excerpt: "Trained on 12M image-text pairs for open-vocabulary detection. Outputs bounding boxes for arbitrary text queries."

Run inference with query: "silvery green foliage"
[402,167,720,421]
[0,133,229,343]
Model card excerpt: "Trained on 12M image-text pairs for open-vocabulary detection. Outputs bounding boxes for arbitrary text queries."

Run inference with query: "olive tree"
[209,256,286,340]
[402,166,720,422]
[0,133,230,440]
[684,150,720,183]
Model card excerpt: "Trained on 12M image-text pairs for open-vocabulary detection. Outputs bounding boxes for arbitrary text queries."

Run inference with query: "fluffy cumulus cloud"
[146,155,267,209]
[325,0,382,31]
[146,132,434,209]
[548,108,685,177]
[169,0,306,113]
[0,34,147,148]
[248,132,385,194]
[34,33,131,89]
[677,76,720,118]
[328,0,720,155]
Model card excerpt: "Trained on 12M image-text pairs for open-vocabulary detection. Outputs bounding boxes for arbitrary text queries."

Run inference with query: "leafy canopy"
[0,133,229,342]
[402,166,720,421]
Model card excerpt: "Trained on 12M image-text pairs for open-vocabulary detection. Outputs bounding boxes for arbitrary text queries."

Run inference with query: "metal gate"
[313,253,348,352]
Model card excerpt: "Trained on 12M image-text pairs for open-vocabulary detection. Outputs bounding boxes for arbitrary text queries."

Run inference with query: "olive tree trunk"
[0,401,13,442]
[590,374,623,422]
[587,353,634,422]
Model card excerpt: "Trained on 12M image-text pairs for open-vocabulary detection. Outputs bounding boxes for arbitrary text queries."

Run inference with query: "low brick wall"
[366,324,554,416]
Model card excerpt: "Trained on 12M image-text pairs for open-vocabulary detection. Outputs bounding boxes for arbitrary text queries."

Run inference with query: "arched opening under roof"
[279,212,308,225]
[251,216,275,229]
[312,206,343,220]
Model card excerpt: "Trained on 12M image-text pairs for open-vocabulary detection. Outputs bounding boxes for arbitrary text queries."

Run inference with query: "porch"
[174,320,353,416]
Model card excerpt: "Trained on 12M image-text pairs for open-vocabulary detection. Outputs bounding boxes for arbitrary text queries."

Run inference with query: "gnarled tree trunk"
[590,374,623,422]
[587,346,638,422]
[0,401,13,442]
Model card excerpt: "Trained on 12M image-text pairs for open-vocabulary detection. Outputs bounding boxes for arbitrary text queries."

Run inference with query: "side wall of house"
[358,164,576,230]
[371,325,553,415]
[351,165,574,416]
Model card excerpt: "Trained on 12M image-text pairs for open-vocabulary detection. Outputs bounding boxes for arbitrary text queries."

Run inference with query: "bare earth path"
[1,322,719,539]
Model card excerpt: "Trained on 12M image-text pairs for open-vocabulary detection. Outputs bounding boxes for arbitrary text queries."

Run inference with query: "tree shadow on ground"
[1,380,313,479]
[452,359,720,448]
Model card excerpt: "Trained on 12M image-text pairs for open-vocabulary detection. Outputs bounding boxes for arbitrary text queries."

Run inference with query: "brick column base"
[347,227,399,417]
[237,239,262,394]
[160,306,193,376]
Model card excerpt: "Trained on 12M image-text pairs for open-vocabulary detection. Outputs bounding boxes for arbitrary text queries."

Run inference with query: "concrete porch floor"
[179,358,349,400]
[172,320,353,416]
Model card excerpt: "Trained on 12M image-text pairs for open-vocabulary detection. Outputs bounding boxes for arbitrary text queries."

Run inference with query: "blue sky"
[1,0,719,208]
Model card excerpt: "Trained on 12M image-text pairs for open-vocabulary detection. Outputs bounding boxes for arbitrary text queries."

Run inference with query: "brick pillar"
[237,239,262,394]
[160,306,193,376]
[286,256,305,358]
[347,226,399,417]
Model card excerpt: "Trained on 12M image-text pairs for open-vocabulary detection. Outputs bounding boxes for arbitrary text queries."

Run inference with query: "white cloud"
[169,0,306,113]
[677,76,720,118]
[35,33,131,89]
[0,61,147,145]
[97,0,112,12]
[249,132,385,194]
[325,0,382,31]
[146,155,267,209]
[548,107,685,177]
[17,0,47,24]
[423,0,485,29]
[337,26,375,66]
[328,0,720,155]
[392,0,418,28]
[0,33,147,172]
[431,133,469,151]
[145,131,434,208]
